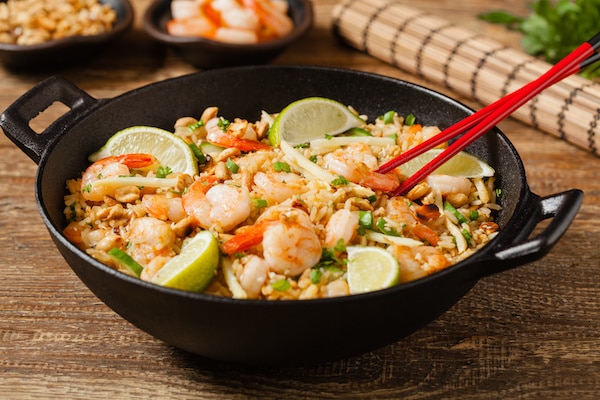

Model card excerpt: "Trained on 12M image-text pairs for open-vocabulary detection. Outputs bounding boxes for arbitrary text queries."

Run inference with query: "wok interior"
[34,66,529,364]
[39,66,524,237]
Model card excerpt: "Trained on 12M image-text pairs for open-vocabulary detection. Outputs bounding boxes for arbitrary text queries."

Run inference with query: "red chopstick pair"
[378,33,600,196]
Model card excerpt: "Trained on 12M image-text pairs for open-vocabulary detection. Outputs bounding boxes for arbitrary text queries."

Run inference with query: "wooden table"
[2,0,599,398]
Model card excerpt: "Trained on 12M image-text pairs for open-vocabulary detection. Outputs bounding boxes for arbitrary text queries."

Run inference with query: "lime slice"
[268,97,365,146]
[346,246,400,295]
[400,149,495,178]
[89,126,198,176]
[151,231,219,293]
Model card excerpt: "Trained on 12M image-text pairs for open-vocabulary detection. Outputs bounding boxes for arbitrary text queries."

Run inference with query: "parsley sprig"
[479,0,600,79]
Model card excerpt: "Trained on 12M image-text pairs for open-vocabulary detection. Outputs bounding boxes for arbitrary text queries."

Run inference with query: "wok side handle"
[0,76,98,164]
[477,189,583,278]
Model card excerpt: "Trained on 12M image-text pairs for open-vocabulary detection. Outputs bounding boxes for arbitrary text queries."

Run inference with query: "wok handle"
[477,189,583,277]
[0,76,98,164]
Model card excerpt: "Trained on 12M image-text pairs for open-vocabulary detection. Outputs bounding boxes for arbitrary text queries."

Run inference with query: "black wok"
[0,66,583,365]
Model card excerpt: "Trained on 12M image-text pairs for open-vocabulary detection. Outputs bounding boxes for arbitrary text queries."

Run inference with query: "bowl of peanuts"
[0,0,134,69]
[143,0,313,68]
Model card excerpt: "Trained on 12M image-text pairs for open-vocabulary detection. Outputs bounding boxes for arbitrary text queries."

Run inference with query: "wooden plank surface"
[1,0,599,398]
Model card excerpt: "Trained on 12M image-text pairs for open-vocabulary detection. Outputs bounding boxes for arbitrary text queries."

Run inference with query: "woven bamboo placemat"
[332,0,600,156]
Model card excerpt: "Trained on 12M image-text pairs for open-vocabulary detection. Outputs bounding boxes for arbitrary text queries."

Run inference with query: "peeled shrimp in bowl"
[167,0,294,44]
[142,0,314,68]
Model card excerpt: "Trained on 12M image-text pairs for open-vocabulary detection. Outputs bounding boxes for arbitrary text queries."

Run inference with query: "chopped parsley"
[376,218,400,236]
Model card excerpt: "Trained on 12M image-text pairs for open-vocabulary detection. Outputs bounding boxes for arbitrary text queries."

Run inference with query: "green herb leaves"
[479,0,600,79]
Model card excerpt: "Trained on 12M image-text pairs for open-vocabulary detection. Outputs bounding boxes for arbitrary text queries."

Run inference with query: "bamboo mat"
[332,0,600,156]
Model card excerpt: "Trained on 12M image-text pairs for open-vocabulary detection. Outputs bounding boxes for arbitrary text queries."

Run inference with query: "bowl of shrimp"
[1,66,582,365]
[143,0,313,68]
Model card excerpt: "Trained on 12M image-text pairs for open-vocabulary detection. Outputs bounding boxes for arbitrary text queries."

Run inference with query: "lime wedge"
[89,126,198,176]
[151,231,219,293]
[268,97,365,146]
[346,246,400,295]
[400,149,495,178]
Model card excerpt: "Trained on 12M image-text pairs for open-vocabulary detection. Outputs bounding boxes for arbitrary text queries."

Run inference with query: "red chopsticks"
[379,32,600,196]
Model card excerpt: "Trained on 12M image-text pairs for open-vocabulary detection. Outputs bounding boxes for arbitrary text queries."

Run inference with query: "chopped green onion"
[108,248,143,277]
[188,120,204,131]
[444,201,468,224]
[217,117,230,131]
[461,229,472,246]
[383,110,395,124]
[331,175,349,186]
[156,166,173,178]
[226,158,239,173]
[309,155,318,163]
[189,143,208,165]
[310,268,322,284]
[273,161,291,172]
[358,210,373,235]
[345,127,372,137]
[404,113,416,126]
[470,210,480,220]
[252,198,268,208]
[271,279,291,292]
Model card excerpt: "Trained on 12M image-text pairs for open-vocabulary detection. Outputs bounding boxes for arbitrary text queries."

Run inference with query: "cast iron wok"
[0,66,582,366]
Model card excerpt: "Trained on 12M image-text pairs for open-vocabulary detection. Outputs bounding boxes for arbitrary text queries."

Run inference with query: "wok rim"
[33,65,529,307]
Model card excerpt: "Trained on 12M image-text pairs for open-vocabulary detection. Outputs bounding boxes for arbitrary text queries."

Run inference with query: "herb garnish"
[479,0,600,79]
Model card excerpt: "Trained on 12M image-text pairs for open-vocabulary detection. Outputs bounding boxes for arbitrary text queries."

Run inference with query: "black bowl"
[0,66,582,365]
[143,0,313,68]
[0,0,134,70]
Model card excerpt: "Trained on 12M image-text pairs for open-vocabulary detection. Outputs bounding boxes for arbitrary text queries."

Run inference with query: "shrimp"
[168,0,293,43]
[236,254,269,299]
[242,0,293,39]
[323,209,359,248]
[170,0,203,20]
[81,154,157,202]
[222,206,322,276]
[126,217,177,268]
[323,143,400,192]
[167,15,217,37]
[214,27,258,43]
[389,245,450,283]
[205,117,271,152]
[141,194,187,223]
[385,197,441,246]
[182,178,252,232]
[426,174,472,197]
[252,171,307,203]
